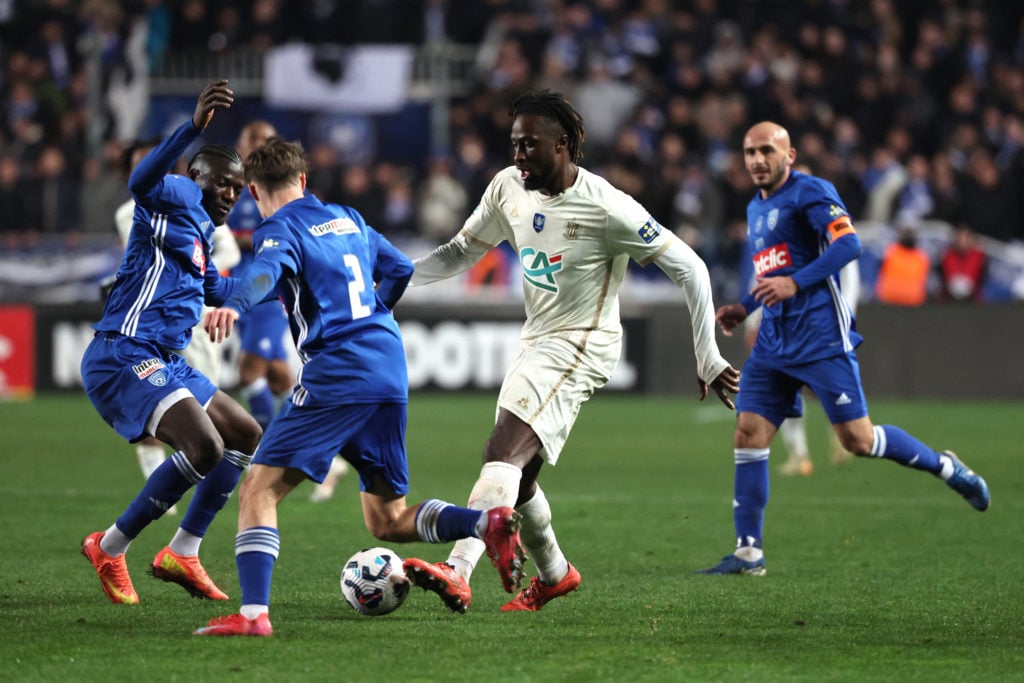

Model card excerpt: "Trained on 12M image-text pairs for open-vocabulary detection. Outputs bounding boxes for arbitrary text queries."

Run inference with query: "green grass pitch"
[1,393,1022,681]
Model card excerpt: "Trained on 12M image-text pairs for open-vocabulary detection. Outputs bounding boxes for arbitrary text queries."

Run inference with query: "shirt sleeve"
[652,234,730,383]
[371,229,415,309]
[791,182,861,291]
[129,119,202,211]
[223,219,296,313]
[411,174,507,285]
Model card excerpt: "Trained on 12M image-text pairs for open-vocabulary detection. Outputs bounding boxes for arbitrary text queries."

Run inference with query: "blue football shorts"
[736,350,869,427]
[237,299,290,360]
[254,401,410,494]
[81,332,217,443]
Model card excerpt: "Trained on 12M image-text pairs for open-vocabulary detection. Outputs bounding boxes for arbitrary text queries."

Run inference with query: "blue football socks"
[733,449,770,549]
[180,449,253,538]
[241,378,276,430]
[415,499,481,543]
[115,450,201,539]
[870,425,942,474]
[236,526,281,607]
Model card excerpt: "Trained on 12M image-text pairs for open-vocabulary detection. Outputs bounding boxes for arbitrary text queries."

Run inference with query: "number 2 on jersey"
[342,254,372,320]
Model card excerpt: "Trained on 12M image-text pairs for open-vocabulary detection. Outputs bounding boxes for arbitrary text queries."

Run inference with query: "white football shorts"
[496,330,621,465]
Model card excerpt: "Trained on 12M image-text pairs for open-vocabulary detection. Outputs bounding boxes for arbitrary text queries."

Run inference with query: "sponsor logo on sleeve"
[752,243,791,276]
[637,217,663,243]
[191,239,206,274]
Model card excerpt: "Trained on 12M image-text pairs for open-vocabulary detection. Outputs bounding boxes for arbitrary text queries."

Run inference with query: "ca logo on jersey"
[520,247,563,292]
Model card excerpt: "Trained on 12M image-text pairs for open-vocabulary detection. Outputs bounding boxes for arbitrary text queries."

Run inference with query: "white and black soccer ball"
[340,547,410,616]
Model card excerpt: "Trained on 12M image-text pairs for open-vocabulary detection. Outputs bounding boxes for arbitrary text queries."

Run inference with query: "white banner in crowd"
[264,44,414,113]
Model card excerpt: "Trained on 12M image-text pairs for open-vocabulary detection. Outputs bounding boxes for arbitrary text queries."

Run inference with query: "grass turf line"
[0,393,1021,681]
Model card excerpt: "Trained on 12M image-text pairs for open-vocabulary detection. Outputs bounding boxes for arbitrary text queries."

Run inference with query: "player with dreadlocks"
[402,89,741,613]
[80,81,262,606]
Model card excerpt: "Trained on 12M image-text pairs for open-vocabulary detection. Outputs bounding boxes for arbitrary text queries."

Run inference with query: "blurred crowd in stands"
[1,0,1023,303]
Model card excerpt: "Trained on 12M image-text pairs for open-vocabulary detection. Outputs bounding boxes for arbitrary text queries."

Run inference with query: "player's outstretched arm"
[193,80,234,131]
[411,229,491,286]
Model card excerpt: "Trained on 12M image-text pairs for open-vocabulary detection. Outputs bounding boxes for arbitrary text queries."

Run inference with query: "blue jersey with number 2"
[225,194,412,406]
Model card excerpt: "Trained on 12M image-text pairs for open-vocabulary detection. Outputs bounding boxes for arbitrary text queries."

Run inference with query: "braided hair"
[188,143,242,171]
[509,90,585,162]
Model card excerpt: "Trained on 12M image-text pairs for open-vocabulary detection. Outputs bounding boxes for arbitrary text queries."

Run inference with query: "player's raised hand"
[204,307,240,343]
[715,303,748,336]
[193,80,234,131]
[698,365,740,410]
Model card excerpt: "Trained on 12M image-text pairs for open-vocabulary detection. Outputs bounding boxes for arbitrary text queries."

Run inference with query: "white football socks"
[168,527,202,557]
[99,524,132,557]
[447,461,521,581]
[136,442,166,479]
[780,417,809,460]
[517,486,568,585]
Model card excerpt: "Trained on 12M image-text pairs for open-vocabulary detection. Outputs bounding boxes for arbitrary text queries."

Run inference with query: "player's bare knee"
[186,430,226,474]
[233,415,262,454]
[839,433,872,455]
[365,519,401,543]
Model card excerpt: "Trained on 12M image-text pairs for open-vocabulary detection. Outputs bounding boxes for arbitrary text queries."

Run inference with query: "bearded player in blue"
[699,121,990,576]
[194,137,525,637]
[80,81,262,604]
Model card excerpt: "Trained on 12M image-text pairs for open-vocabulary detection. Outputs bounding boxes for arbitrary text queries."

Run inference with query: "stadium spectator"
[401,90,740,613]
[80,81,262,605]
[939,224,988,302]
[417,154,467,241]
[0,155,28,249]
[960,147,1020,243]
[195,136,524,637]
[2,1,1024,304]
[875,226,931,306]
[699,121,989,577]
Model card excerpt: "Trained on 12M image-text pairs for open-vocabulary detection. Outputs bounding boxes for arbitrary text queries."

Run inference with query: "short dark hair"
[244,136,307,193]
[188,143,242,171]
[509,90,586,162]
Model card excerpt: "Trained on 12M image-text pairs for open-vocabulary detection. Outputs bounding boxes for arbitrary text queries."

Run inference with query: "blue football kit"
[715,170,978,564]
[82,119,238,442]
[736,170,867,426]
[225,194,414,489]
[79,118,255,556]
[226,188,290,361]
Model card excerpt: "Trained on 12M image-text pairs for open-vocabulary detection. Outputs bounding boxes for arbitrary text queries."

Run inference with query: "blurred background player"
[195,137,524,636]
[113,138,242,505]
[227,120,348,501]
[226,120,290,430]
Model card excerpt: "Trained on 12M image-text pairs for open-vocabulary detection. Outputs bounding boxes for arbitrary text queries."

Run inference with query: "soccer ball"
[340,546,410,616]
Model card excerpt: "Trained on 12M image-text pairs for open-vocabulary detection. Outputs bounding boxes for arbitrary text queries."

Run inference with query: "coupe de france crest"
[767,208,779,230]
[533,213,546,233]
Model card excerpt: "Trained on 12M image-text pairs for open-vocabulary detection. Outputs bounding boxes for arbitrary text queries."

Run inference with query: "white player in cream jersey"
[403,90,741,613]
